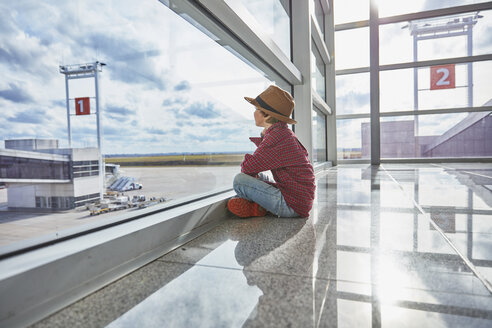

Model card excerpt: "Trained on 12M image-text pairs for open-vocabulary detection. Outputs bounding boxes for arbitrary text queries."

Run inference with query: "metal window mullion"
[380,106,492,117]
[336,113,370,120]
[380,54,492,71]
[197,0,302,85]
[337,105,492,119]
[312,90,332,115]
[319,0,330,14]
[311,16,331,64]
[335,3,492,32]
[369,0,380,165]
[325,0,337,164]
[378,2,492,25]
[337,54,492,76]
[336,67,370,75]
[381,157,492,163]
[335,20,369,31]
[291,0,313,160]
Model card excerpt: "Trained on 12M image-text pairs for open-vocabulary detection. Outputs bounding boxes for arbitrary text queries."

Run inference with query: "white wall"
[7,185,36,208]
[73,176,100,197]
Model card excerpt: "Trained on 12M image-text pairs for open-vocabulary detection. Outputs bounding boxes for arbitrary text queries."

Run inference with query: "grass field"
[105,153,246,166]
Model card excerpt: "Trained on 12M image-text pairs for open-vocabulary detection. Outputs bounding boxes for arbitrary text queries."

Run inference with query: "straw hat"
[244,85,297,124]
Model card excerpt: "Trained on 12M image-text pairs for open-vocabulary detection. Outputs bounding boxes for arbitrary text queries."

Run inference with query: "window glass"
[312,106,327,162]
[336,73,370,115]
[237,0,291,59]
[335,27,370,70]
[380,61,492,112]
[378,0,491,18]
[337,118,370,160]
[334,0,369,25]
[311,41,326,100]
[0,0,283,249]
[380,112,492,159]
[380,10,492,65]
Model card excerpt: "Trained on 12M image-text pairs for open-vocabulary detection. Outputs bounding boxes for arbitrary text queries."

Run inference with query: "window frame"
[335,1,492,164]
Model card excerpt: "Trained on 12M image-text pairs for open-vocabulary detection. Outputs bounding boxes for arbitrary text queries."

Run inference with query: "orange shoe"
[227,197,267,218]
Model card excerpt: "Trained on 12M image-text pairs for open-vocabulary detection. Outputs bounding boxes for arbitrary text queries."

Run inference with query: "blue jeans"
[233,173,299,218]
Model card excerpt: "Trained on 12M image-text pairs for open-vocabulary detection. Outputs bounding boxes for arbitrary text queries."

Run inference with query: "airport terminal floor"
[31,163,492,327]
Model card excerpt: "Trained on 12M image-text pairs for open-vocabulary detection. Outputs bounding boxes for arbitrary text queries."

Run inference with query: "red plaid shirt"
[241,122,316,217]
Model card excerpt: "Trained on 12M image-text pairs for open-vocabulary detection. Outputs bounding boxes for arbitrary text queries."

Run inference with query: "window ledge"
[0,190,235,328]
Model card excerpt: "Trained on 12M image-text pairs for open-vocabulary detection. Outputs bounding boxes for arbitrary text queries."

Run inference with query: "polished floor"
[32,164,492,327]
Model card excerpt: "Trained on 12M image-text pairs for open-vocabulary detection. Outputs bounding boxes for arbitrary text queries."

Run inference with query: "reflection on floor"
[32,164,492,327]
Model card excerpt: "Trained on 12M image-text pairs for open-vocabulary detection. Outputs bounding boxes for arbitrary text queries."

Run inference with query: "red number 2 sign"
[430,64,455,90]
[75,97,90,115]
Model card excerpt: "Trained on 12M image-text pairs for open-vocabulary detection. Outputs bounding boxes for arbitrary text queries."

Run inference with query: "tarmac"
[0,166,240,248]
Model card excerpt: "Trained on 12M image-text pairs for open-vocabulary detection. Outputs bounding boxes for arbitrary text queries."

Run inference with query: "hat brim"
[244,97,297,124]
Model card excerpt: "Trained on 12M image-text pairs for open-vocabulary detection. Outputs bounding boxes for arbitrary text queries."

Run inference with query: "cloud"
[176,121,194,127]
[174,80,191,91]
[0,83,33,103]
[476,26,492,49]
[107,60,168,91]
[0,8,54,78]
[336,92,370,114]
[73,32,169,90]
[102,125,123,136]
[184,102,220,119]
[146,127,169,135]
[8,109,46,124]
[166,106,187,120]
[105,104,136,116]
[162,97,187,106]
[51,99,66,107]
[186,133,214,142]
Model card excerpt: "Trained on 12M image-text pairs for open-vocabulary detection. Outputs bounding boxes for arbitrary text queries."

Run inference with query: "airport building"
[362,99,492,158]
[0,139,101,209]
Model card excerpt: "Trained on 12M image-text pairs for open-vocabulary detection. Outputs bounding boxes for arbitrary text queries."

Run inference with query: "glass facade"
[335,27,369,70]
[380,61,492,112]
[311,40,326,100]
[380,113,492,159]
[0,156,70,180]
[312,0,325,35]
[0,0,289,248]
[336,73,370,115]
[337,118,370,160]
[238,0,291,59]
[335,1,492,162]
[380,10,492,65]
[333,0,369,25]
[378,0,492,18]
[312,106,327,162]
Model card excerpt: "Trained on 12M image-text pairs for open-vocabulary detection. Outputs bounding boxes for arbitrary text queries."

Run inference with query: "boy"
[227,85,316,218]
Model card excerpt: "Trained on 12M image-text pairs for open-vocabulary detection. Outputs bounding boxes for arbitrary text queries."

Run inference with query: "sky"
[0,0,273,155]
[1,0,491,155]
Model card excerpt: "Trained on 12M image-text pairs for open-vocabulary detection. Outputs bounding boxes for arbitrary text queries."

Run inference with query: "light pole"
[59,61,106,200]
[404,12,481,155]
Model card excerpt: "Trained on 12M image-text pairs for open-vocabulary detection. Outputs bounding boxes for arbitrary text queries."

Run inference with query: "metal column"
[369,0,381,165]
[64,75,72,148]
[94,66,104,200]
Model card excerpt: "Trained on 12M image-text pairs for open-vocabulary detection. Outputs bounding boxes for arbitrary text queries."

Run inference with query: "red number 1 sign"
[430,64,455,90]
[75,97,90,115]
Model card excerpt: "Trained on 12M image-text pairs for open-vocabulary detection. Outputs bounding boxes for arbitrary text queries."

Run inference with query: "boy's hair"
[259,110,279,124]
